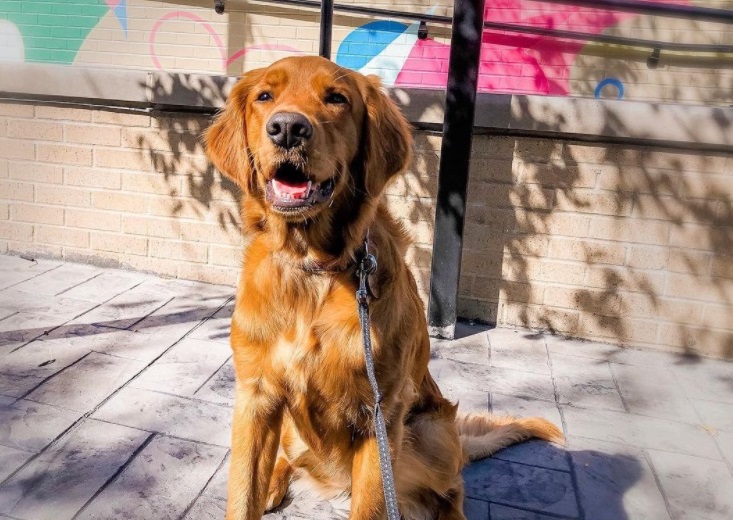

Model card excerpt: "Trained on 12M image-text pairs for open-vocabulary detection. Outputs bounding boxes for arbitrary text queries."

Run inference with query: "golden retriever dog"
[205,55,563,520]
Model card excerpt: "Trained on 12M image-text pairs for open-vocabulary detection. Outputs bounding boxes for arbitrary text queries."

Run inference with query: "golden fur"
[205,56,563,520]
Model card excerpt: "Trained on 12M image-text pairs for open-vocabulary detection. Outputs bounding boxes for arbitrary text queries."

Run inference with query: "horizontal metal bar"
[540,0,733,24]
[248,0,733,54]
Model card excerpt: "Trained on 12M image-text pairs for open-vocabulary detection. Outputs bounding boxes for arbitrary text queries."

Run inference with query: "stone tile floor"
[0,253,732,520]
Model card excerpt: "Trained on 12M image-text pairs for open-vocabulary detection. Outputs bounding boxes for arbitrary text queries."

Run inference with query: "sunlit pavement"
[0,254,731,520]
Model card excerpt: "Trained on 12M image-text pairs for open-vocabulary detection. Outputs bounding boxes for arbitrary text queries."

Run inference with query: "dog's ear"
[360,75,413,198]
[205,69,264,194]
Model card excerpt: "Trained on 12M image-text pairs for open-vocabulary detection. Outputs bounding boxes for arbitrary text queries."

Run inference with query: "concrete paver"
[0,254,732,520]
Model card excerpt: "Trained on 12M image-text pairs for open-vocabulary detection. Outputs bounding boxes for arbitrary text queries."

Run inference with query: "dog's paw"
[265,481,289,511]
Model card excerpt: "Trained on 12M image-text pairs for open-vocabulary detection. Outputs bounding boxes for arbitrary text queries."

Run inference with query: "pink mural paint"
[395,0,690,95]
[149,11,301,71]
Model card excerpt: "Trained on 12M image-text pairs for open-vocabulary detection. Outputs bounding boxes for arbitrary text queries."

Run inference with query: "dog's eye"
[256,92,273,102]
[325,92,348,105]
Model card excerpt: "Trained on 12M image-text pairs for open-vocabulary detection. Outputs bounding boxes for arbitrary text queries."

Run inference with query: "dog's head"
[205,56,412,224]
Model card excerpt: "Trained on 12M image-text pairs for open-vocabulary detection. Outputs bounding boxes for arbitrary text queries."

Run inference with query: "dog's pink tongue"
[272,179,310,199]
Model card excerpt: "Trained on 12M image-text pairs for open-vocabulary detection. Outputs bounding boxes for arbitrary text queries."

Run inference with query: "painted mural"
[0,0,730,105]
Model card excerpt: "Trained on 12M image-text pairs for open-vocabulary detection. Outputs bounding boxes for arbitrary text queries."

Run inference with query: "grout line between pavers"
[192,353,232,397]
[544,335,585,520]
[641,448,676,520]
[0,261,63,292]
[607,362,631,413]
[6,279,151,355]
[0,287,231,491]
[686,386,733,478]
[54,271,103,297]
[490,455,571,474]
[179,448,231,519]
[17,350,94,400]
[484,500,578,520]
[70,432,157,520]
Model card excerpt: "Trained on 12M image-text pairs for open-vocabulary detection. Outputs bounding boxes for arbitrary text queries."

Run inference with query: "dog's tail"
[456,413,564,462]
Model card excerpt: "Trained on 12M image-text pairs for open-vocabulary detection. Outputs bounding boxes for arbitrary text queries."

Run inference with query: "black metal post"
[427,0,486,339]
[319,0,334,59]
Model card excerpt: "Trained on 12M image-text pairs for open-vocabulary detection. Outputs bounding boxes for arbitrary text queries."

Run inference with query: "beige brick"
[35,225,89,248]
[0,203,8,220]
[0,102,34,118]
[588,216,669,245]
[91,232,148,256]
[513,210,590,238]
[66,209,121,232]
[548,238,626,265]
[9,242,62,258]
[667,249,712,274]
[456,297,499,323]
[460,249,504,276]
[150,239,208,263]
[463,222,504,252]
[702,305,733,330]
[469,157,518,184]
[514,139,564,163]
[92,192,149,213]
[474,183,554,211]
[64,247,121,267]
[11,204,64,225]
[9,162,62,184]
[554,188,632,216]
[7,120,62,142]
[584,265,666,294]
[35,185,90,207]
[519,161,598,189]
[0,180,34,201]
[544,286,623,316]
[64,166,121,190]
[626,246,668,270]
[92,110,150,127]
[668,223,729,252]
[178,263,237,286]
[36,105,92,122]
[0,221,33,242]
[501,302,579,335]
[385,172,437,199]
[122,255,179,278]
[596,166,680,196]
[710,257,733,279]
[180,222,241,246]
[0,138,35,160]
[210,245,242,268]
[121,172,179,195]
[499,280,544,304]
[657,323,732,357]
[405,245,433,271]
[37,143,92,166]
[505,234,550,257]
[120,128,203,155]
[666,273,733,304]
[0,160,7,178]
[94,148,153,171]
[122,215,181,239]
[65,124,121,146]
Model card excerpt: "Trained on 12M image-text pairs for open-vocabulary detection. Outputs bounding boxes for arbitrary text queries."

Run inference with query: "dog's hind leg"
[265,454,293,511]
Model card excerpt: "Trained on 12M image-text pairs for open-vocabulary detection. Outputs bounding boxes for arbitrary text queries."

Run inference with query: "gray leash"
[355,239,401,520]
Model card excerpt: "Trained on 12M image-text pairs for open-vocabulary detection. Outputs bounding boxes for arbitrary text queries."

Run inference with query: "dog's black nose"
[266,112,313,149]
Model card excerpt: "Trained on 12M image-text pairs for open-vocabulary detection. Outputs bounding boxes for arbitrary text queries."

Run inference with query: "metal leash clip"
[356,238,378,304]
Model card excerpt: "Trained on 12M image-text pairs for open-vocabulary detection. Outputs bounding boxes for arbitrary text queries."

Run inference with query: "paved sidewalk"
[0,254,731,520]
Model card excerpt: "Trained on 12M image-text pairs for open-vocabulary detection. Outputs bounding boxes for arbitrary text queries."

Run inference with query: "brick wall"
[1,100,732,358]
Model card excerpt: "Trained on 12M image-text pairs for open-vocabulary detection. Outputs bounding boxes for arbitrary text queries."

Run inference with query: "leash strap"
[356,244,401,520]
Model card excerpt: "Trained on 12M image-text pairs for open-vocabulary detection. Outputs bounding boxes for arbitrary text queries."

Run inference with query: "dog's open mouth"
[265,162,335,212]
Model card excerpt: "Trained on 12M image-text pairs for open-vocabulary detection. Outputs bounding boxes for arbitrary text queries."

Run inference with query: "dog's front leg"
[226,386,284,520]
[350,428,404,520]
